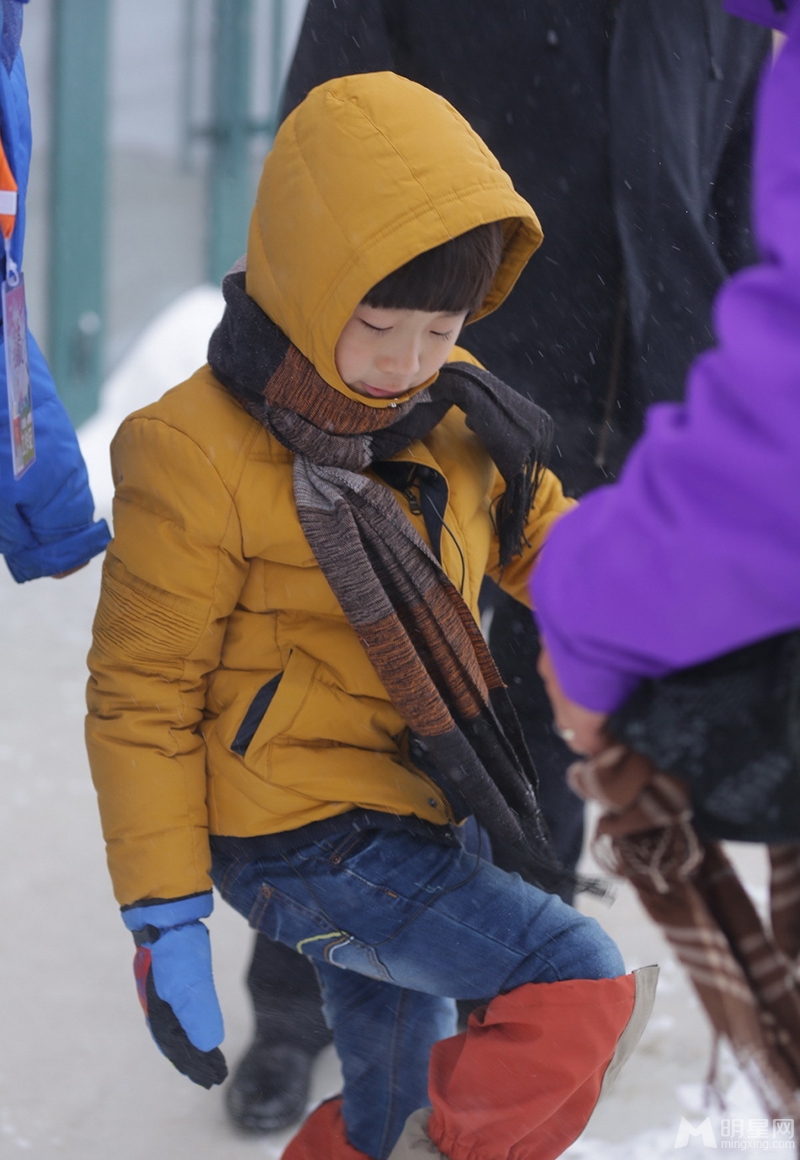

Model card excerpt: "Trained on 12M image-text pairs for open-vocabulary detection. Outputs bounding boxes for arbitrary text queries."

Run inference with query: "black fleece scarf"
[209,271,569,892]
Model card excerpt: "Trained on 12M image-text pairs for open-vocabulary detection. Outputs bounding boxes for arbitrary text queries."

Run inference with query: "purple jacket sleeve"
[531,0,800,713]
[724,0,789,31]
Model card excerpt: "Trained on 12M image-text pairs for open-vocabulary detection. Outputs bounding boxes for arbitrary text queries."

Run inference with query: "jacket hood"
[245,72,543,408]
[724,0,792,30]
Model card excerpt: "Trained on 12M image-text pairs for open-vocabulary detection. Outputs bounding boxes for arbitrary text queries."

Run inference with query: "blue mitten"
[122,892,227,1088]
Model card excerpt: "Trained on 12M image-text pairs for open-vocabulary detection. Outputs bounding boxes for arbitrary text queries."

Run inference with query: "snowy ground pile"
[0,288,792,1158]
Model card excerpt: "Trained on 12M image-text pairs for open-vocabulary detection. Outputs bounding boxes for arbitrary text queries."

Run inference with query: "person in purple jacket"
[532,0,800,766]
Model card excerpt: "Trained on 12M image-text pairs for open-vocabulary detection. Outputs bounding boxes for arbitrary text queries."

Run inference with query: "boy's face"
[335,304,467,399]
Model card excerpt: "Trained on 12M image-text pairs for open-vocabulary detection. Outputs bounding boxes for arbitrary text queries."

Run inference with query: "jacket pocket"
[238,647,321,768]
[248,882,393,982]
[231,672,284,756]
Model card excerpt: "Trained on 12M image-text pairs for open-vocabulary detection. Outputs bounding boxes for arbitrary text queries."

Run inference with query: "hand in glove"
[122,892,228,1088]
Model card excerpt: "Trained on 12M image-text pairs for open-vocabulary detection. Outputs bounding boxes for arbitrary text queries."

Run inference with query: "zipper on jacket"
[402,469,423,516]
[405,466,466,593]
[401,484,419,517]
[372,460,458,579]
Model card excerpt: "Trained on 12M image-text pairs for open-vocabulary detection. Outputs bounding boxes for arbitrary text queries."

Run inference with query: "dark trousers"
[247,932,333,1053]
[244,594,584,1049]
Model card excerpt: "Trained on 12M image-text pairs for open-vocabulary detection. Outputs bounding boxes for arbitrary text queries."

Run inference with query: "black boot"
[226,935,334,1133]
[225,1040,316,1132]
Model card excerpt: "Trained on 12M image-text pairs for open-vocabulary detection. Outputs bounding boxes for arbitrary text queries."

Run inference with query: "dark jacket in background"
[281,0,770,496]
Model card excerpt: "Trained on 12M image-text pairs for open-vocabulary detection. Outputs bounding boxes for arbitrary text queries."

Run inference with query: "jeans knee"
[571,916,625,980]
[509,912,625,988]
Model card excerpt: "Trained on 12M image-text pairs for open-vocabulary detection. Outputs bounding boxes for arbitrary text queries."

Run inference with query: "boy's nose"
[379,341,421,378]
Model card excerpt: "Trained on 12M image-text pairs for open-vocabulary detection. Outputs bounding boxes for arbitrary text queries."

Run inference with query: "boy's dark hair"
[362,221,504,316]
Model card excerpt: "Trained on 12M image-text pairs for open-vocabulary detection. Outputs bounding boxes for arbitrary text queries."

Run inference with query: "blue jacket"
[0,0,109,581]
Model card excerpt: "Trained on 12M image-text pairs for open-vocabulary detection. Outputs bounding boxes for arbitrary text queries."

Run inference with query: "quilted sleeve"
[86,415,248,906]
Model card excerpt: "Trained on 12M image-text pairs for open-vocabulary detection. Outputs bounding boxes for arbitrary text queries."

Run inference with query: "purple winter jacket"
[531,0,800,713]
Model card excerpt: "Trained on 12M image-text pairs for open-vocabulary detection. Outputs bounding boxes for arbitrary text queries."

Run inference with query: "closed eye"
[431,330,453,340]
[359,319,392,333]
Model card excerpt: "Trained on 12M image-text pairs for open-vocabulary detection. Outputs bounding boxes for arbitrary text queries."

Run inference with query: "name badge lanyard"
[0,134,34,479]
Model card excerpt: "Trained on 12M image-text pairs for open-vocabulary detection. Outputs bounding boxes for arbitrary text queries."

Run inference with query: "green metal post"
[207,0,254,285]
[270,0,286,121]
[179,0,199,172]
[48,0,110,426]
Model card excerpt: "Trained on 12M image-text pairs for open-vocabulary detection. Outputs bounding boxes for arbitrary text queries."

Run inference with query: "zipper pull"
[403,486,422,516]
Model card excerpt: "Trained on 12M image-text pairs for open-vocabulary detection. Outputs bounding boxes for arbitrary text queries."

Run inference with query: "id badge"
[3,271,34,478]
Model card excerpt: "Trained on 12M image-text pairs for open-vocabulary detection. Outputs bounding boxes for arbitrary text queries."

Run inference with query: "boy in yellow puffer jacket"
[86,73,655,1160]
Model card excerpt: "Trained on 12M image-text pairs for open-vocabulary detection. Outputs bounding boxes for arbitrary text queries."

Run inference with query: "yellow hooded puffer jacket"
[86,73,572,906]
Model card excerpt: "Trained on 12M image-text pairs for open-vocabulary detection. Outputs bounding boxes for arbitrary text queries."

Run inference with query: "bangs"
[362,221,505,316]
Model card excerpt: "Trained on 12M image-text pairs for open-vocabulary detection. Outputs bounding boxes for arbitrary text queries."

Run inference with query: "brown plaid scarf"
[569,744,800,1118]
[208,271,568,892]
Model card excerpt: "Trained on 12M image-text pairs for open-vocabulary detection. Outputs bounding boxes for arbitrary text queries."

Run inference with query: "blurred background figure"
[531,0,800,1117]
[219,0,770,1136]
[0,0,108,583]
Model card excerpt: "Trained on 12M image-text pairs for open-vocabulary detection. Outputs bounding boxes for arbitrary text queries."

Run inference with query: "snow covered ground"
[0,290,792,1158]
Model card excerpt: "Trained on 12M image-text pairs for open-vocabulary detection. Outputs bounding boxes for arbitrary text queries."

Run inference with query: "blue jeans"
[211,827,623,1160]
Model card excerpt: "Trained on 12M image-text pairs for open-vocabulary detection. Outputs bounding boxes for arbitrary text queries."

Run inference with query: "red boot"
[390,967,658,1160]
[282,1097,371,1160]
